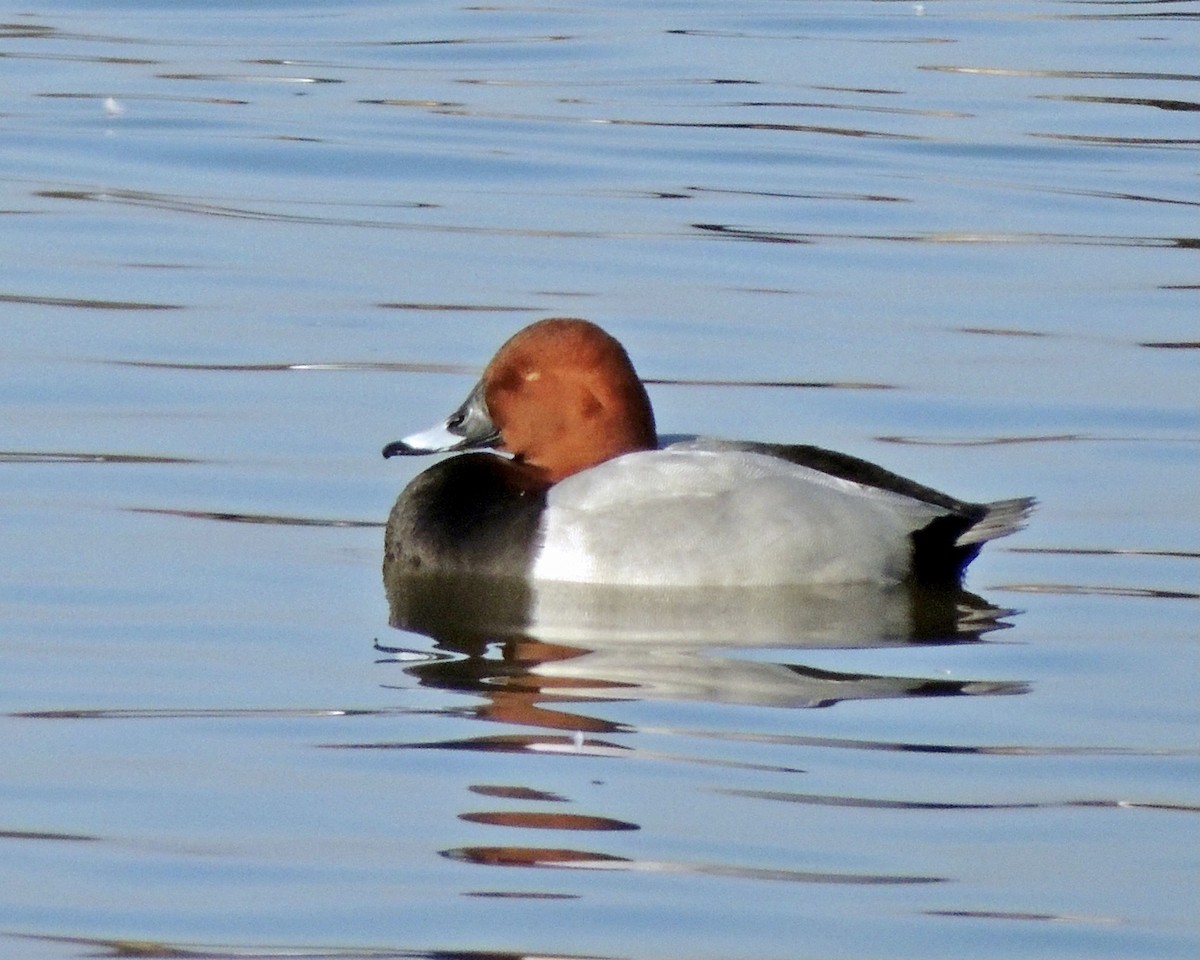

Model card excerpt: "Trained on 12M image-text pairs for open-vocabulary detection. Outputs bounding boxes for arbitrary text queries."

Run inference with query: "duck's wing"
[675,439,973,512]
[671,438,1035,583]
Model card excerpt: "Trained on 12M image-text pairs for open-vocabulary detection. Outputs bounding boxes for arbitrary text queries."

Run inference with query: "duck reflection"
[382,564,1026,724]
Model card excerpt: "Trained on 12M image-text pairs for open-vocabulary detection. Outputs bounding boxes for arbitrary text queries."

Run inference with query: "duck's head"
[383,318,658,484]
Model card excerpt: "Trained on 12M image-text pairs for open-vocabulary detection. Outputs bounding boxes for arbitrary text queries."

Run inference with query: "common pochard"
[383,318,1034,587]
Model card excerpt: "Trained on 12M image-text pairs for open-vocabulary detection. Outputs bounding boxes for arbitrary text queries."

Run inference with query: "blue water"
[1,2,1197,959]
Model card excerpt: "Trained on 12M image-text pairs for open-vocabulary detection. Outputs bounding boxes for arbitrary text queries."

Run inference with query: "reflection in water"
[372,568,1029,889]
[459,811,638,831]
[383,566,1026,723]
[469,784,568,802]
[384,567,1016,648]
[372,560,1174,898]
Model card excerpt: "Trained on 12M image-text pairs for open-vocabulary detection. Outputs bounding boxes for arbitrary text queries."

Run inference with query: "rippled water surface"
[2,2,1197,958]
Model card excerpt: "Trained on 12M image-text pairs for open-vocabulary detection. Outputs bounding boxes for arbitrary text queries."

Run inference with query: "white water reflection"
[385,569,1018,648]
[383,571,1027,710]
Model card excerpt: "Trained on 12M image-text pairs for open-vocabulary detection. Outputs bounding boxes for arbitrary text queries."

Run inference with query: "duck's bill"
[382,380,501,458]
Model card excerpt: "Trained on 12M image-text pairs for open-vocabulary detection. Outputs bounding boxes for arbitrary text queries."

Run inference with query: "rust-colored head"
[481,318,657,483]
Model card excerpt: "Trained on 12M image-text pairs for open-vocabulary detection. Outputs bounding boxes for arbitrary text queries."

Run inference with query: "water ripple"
[378,301,539,312]
[880,434,1200,447]
[1028,131,1200,147]
[646,376,895,389]
[442,845,944,885]
[720,789,1200,814]
[1010,547,1200,561]
[921,66,1200,82]
[38,91,250,106]
[665,28,954,46]
[36,188,436,227]
[156,71,343,85]
[0,450,199,464]
[880,433,1089,447]
[0,829,98,842]
[689,184,911,203]
[129,507,381,528]
[325,735,807,775]
[0,291,181,310]
[0,50,155,65]
[4,934,554,960]
[34,186,617,238]
[604,116,927,140]
[997,583,1200,601]
[105,358,895,389]
[108,359,478,374]
[1038,94,1200,113]
[13,707,408,720]
[729,98,972,119]
[925,910,1120,925]
[685,728,1192,758]
[689,225,1189,248]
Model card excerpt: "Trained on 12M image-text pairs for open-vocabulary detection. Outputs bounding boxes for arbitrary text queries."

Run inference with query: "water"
[1,2,1197,958]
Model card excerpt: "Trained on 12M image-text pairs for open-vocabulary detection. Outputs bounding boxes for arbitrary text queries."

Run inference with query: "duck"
[382,317,1034,587]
